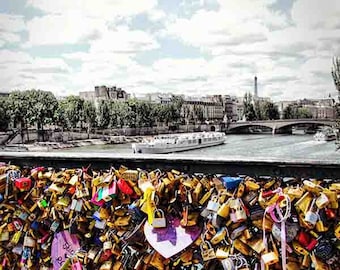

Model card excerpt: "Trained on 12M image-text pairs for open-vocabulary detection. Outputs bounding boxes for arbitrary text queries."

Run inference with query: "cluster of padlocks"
[0,162,339,270]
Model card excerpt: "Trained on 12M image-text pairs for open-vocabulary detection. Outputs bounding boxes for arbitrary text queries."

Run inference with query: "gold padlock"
[294,192,313,213]
[217,200,230,218]
[233,239,251,256]
[335,222,340,240]
[200,241,216,261]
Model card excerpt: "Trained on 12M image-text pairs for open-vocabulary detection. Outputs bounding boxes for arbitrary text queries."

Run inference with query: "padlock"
[200,241,216,261]
[272,222,299,243]
[304,198,319,226]
[261,251,279,266]
[14,177,32,191]
[152,209,167,228]
[217,200,230,218]
[315,193,330,209]
[211,227,227,245]
[233,239,251,256]
[23,235,36,248]
[206,195,221,212]
[230,198,247,223]
[71,257,82,270]
[335,222,340,240]
[294,192,313,213]
[221,258,235,270]
[314,238,334,260]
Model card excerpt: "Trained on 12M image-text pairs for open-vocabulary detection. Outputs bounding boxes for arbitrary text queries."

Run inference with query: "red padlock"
[306,237,318,251]
[117,178,134,196]
[14,177,32,191]
[297,231,311,246]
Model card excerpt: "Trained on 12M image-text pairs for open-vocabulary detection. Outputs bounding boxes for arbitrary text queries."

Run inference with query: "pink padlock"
[71,258,82,270]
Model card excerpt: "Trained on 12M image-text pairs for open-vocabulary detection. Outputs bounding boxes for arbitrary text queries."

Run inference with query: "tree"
[263,101,280,120]
[254,100,263,120]
[26,90,58,141]
[332,57,340,100]
[83,100,96,138]
[243,93,256,121]
[0,97,10,131]
[61,96,84,130]
[7,91,30,143]
[283,104,312,119]
[97,100,110,129]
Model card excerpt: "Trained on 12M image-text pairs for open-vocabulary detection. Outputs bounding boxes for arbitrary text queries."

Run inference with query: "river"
[55,134,340,162]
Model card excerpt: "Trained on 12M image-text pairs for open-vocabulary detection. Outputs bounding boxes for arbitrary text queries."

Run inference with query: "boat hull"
[133,138,225,154]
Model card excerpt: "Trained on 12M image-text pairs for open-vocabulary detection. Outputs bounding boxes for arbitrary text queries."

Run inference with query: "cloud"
[291,0,340,29]
[27,0,157,18]
[90,27,160,54]
[25,12,106,46]
[0,50,72,92]
[0,14,25,46]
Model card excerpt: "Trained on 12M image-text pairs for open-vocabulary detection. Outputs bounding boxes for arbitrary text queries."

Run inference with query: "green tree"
[297,107,313,118]
[243,93,256,121]
[7,90,30,143]
[263,101,280,120]
[0,97,10,131]
[26,90,58,141]
[97,100,110,129]
[62,96,84,130]
[83,100,96,138]
[283,105,294,119]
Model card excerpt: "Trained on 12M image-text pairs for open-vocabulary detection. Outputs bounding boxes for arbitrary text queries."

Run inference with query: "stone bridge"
[228,119,335,134]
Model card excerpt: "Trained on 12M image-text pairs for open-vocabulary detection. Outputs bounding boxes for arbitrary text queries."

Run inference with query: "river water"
[57,134,340,162]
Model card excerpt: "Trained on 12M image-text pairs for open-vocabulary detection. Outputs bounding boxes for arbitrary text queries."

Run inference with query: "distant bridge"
[228,119,335,134]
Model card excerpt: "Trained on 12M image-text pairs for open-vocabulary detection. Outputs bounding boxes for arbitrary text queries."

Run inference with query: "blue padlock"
[221,176,242,190]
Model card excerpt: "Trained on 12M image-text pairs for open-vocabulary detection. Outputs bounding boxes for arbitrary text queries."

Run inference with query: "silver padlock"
[152,209,167,228]
[230,198,247,223]
[206,195,221,212]
[304,198,319,226]
[222,258,235,270]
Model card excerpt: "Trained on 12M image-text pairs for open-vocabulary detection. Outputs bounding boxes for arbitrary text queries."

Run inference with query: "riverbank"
[1,136,144,152]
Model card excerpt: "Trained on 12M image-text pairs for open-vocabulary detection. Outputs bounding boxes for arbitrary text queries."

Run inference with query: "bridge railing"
[1,152,340,178]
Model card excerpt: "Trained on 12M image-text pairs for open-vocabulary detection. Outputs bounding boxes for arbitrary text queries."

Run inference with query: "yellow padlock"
[335,222,340,240]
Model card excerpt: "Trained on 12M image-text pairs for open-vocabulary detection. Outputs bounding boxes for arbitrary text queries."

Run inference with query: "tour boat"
[313,127,336,141]
[132,132,226,154]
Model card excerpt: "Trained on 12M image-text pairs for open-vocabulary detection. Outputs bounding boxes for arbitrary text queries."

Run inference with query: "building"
[181,96,224,123]
[275,98,336,119]
[223,95,238,122]
[79,85,130,103]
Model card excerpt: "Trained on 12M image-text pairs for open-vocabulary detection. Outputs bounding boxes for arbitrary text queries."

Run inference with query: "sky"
[0,0,339,101]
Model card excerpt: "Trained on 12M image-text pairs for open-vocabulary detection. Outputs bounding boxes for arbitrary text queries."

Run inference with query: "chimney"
[254,76,258,98]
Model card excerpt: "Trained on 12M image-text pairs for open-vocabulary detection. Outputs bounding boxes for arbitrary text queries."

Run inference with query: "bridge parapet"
[1,152,340,178]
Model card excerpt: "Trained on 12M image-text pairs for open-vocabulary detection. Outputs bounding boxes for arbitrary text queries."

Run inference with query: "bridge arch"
[228,119,335,134]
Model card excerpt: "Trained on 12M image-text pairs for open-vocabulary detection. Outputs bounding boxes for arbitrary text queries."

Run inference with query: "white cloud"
[292,0,340,29]
[0,14,25,45]
[90,27,159,53]
[27,0,157,18]
[26,12,106,46]
[0,50,72,92]
[0,14,25,32]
